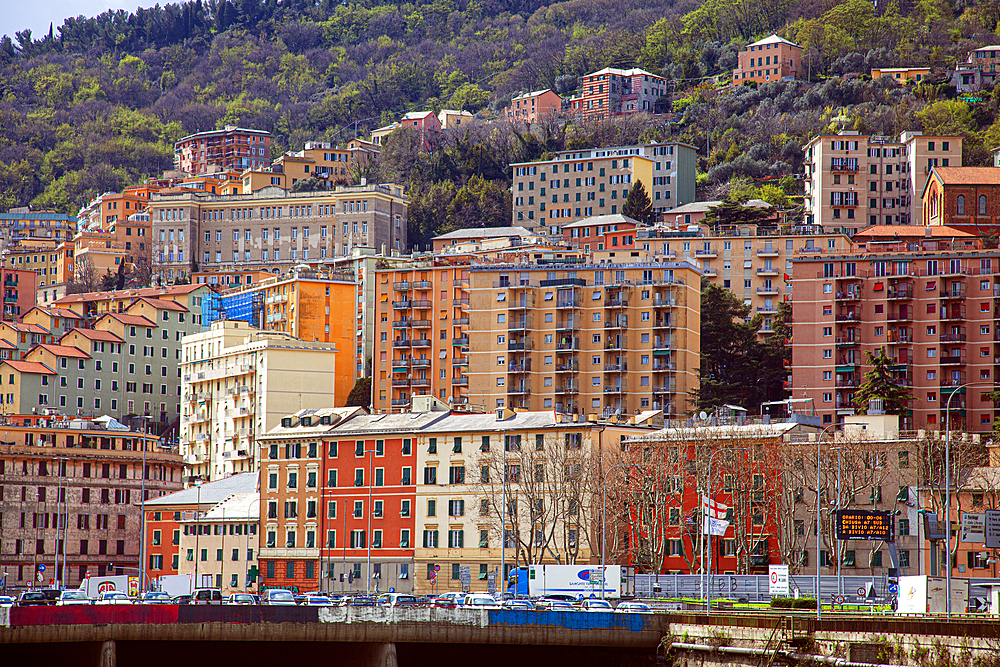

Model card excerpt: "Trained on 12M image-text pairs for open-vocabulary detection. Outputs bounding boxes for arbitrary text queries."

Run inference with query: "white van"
[462,594,499,609]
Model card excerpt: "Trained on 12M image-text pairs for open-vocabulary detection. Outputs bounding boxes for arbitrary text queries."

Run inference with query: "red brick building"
[3,268,37,322]
[923,166,1000,236]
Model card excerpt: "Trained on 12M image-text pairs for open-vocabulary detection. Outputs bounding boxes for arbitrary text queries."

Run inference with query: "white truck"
[156,574,195,598]
[82,576,130,600]
[525,565,632,599]
[896,575,969,614]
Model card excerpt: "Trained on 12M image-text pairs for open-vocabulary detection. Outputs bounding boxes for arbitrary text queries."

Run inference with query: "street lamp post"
[193,477,204,588]
[815,423,842,620]
[944,380,993,618]
[246,498,260,593]
[136,417,152,593]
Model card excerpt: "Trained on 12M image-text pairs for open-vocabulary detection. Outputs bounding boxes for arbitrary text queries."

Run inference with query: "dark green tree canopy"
[622,180,653,224]
[702,201,773,230]
[853,350,914,415]
[695,281,785,412]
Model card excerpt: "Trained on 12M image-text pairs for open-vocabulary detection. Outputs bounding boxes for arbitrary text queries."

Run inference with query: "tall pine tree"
[622,180,652,223]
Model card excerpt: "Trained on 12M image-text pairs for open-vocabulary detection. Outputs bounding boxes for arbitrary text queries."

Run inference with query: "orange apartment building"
[732,35,803,86]
[371,261,471,413]
[922,166,1000,236]
[257,407,419,594]
[175,126,272,176]
[2,268,37,321]
[790,234,1000,431]
[240,141,362,192]
[507,89,562,124]
[466,260,701,418]
[144,472,258,580]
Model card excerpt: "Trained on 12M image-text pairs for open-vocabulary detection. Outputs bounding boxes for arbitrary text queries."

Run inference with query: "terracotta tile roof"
[0,338,18,349]
[132,297,188,312]
[3,360,56,374]
[32,344,91,359]
[931,167,1000,185]
[100,313,157,327]
[854,225,977,238]
[1,322,51,334]
[60,329,124,343]
[53,284,202,304]
[26,307,85,320]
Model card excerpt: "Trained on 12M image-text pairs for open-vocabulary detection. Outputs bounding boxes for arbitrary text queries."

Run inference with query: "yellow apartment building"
[466,261,701,419]
[180,320,340,481]
[371,261,471,413]
[412,409,659,593]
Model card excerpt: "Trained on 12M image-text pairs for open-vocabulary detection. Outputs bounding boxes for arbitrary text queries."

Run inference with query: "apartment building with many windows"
[0,414,181,589]
[175,126,272,176]
[176,492,260,593]
[511,143,697,235]
[371,262,471,413]
[790,235,1000,431]
[732,35,803,86]
[180,320,340,481]
[144,472,258,581]
[149,184,408,284]
[466,261,701,418]
[568,68,668,120]
[803,130,963,231]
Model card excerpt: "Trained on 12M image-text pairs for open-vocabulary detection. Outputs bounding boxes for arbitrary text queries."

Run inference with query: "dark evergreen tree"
[702,201,773,229]
[853,350,914,415]
[621,180,653,223]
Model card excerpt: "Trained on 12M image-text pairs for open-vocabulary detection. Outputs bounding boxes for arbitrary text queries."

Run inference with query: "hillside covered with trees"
[3,0,1000,243]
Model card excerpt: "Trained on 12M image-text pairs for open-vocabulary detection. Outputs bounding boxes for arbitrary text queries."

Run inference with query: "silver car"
[58,590,92,606]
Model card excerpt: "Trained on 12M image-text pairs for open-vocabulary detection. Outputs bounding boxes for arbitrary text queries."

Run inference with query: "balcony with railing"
[887,310,912,322]
[451,377,469,386]
[410,300,432,309]
[757,285,780,295]
[410,378,431,387]
[555,361,579,372]
[756,247,779,257]
[604,362,627,372]
[411,320,432,329]
[835,287,862,300]
[887,286,913,300]
[556,298,581,309]
[453,317,470,326]
[392,300,411,310]
[695,248,717,258]
[757,305,778,315]
[942,305,967,321]
[508,297,530,310]
[411,338,432,348]
[652,294,676,307]
[392,320,411,328]
[605,337,626,350]
[391,378,410,387]
[756,266,779,276]
[508,384,531,395]
[940,330,967,343]
[653,361,676,372]
[835,312,861,322]
[409,358,429,368]
[451,337,469,347]
[836,376,859,388]
[508,339,532,351]
[836,331,858,346]
[940,351,967,365]
[604,317,627,329]
[508,318,528,331]
[508,362,530,373]
[941,283,968,300]
[392,281,411,291]
[392,339,411,348]
[605,294,630,308]
[940,373,968,390]
[603,383,627,394]
[654,318,674,329]
[557,320,581,331]
[652,381,677,393]
[557,384,579,394]
[556,339,580,352]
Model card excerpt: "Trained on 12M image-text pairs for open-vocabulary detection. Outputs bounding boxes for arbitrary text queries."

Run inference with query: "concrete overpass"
[5,606,1000,666]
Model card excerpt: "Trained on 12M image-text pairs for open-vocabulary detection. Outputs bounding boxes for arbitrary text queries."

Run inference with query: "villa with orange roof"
[922,166,1000,236]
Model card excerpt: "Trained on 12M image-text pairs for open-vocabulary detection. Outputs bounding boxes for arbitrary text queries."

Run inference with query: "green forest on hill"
[3,0,1000,244]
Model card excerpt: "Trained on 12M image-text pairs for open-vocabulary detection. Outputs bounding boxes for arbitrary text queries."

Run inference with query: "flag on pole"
[701,495,730,536]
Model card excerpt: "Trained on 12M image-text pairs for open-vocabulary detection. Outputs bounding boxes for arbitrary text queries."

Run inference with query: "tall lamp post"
[245,497,260,593]
[135,416,152,593]
[814,423,842,620]
[944,380,993,618]
[361,446,378,595]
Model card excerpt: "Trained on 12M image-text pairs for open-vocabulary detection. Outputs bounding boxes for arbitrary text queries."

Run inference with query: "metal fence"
[634,574,1000,604]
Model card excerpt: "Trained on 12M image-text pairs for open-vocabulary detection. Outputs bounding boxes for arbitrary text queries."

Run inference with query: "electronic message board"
[835,509,894,542]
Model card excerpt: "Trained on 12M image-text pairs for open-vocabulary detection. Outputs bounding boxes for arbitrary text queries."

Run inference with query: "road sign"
[768,565,789,597]
[857,587,867,597]
[985,510,1000,549]
[389,588,395,594]
[38,564,46,572]
[459,566,471,586]
[433,564,441,572]
[888,583,899,595]
[488,572,497,594]
[961,513,986,543]
[835,510,894,542]
[833,594,846,605]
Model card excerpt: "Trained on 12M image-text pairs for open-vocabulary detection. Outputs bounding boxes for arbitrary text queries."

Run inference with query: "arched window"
[980,195,988,216]
[957,195,966,215]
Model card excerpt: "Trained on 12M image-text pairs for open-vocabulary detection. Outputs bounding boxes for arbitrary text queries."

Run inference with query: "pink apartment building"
[733,35,804,86]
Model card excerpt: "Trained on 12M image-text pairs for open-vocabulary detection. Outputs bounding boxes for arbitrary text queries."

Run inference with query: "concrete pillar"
[99,640,116,667]
[368,642,397,667]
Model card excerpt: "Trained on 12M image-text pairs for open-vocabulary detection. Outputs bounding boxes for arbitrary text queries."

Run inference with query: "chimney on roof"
[925,226,932,238]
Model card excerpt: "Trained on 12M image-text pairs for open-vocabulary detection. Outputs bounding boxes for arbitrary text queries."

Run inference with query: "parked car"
[462,594,500,609]
[139,592,172,605]
[348,595,378,607]
[303,595,333,606]
[58,590,92,606]
[95,591,132,605]
[429,596,457,609]
[18,591,52,606]
[536,598,575,611]
[260,589,297,606]
[501,599,534,611]
[615,601,654,614]
[191,588,223,605]
[171,595,192,605]
[226,593,256,605]
[377,593,421,608]
[0,596,15,607]
[577,599,614,612]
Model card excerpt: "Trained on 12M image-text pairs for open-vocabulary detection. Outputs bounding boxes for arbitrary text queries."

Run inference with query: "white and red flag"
[701,495,730,536]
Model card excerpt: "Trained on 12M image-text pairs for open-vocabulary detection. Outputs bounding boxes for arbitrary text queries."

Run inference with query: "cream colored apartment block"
[178,492,260,593]
[180,320,339,481]
[467,262,700,419]
[412,409,656,594]
[803,130,962,232]
[371,262,471,414]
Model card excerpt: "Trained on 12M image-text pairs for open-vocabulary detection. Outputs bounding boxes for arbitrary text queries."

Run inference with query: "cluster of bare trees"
[472,422,998,577]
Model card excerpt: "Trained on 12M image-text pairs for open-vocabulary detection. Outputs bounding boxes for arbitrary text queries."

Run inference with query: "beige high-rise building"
[803,130,963,232]
[467,261,701,419]
[180,320,340,481]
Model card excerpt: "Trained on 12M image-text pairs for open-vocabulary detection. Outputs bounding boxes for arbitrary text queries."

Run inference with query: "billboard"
[835,509,894,542]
